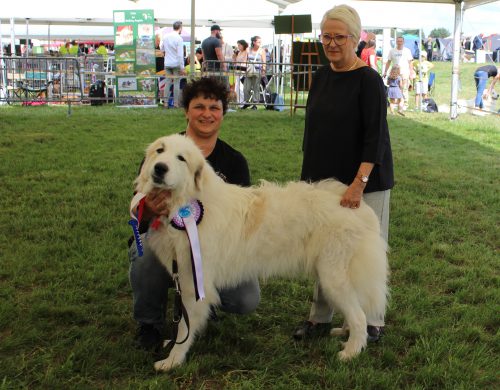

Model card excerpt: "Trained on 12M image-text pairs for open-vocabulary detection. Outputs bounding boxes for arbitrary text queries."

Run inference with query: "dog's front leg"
[154,297,210,372]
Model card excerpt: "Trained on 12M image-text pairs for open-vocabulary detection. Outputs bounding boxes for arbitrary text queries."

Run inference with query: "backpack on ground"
[422,98,438,113]
[89,80,106,106]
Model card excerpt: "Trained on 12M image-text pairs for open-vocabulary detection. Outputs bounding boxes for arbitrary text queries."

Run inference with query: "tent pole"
[25,18,29,57]
[189,0,195,81]
[10,17,16,56]
[450,1,463,120]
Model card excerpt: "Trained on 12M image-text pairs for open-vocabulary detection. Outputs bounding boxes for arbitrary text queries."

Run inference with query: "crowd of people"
[158,22,270,109]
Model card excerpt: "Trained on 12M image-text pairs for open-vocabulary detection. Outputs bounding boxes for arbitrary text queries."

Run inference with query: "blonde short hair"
[320,4,361,44]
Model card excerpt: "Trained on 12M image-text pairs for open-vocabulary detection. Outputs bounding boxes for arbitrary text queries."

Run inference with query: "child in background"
[387,65,405,116]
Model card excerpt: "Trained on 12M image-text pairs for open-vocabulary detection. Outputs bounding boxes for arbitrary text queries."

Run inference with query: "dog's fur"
[135,134,389,371]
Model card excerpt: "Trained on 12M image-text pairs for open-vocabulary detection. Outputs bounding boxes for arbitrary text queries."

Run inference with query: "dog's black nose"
[154,163,168,178]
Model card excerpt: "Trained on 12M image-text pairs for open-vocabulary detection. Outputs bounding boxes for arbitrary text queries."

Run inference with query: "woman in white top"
[243,36,266,109]
[233,40,249,106]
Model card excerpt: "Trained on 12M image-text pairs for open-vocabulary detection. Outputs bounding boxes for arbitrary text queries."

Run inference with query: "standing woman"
[243,36,266,109]
[233,39,249,106]
[293,4,394,342]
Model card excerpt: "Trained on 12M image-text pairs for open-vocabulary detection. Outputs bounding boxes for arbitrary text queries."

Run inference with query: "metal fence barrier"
[197,60,322,111]
[0,56,322,112]
[0,57,83,108]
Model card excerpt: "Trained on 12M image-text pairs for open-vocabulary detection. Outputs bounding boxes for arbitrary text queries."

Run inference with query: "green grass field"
[0,62,499,389]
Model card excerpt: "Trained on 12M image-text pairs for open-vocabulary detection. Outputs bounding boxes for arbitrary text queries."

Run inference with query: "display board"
[273,15,312,35]
[113,9,157,106]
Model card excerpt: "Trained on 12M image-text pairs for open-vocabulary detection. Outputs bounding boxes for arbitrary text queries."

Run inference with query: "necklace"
[331,57,358,72]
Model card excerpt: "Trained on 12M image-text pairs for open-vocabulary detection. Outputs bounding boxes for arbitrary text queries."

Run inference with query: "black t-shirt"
[476,65,498,78]
[301,65,394,193]
[206,138,250,186]
[201,36,221,70]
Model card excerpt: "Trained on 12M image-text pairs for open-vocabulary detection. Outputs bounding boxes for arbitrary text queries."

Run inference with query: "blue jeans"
[474,71,488,109]
[129,234,260,327]
[164,67,182,107]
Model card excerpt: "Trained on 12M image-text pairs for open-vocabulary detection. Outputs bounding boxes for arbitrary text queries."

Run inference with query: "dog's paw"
[154,357,180,372]
[337,349,357,361]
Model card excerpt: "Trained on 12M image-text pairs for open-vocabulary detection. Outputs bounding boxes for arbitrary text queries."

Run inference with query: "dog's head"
[135,134,206,202]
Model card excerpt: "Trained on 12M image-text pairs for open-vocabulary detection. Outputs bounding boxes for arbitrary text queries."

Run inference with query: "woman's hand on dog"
[340,182,364,209]
[144,188,171,217]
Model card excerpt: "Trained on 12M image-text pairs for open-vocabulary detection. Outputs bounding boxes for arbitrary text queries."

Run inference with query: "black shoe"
[293,321,331,340]
[134,324,163,352]
[241,104,250,109]
[251,105,258,110]
[367,325,384,343]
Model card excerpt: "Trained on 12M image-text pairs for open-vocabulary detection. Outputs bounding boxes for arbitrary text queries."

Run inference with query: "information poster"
[113,9,157,106]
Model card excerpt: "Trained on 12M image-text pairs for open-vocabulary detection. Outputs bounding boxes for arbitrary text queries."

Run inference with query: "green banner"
[113,9,157,106]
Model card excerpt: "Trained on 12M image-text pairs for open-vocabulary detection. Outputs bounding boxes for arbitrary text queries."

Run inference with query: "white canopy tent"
[275,0,499,119]
[2,0,498,118]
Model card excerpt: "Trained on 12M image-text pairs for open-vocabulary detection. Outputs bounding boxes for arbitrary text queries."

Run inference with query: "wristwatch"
[358,174,369,184]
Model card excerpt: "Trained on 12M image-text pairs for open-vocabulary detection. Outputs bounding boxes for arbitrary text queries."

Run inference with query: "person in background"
[473,65,499,110]
[233,39,249,106]
[201,25,228,89]
[242,36,266,110]
[220,35,234,64]
[159,21,186,108]
[425,36,434,61]
[129,77,260,352]
[185,53,201,77]
[412,52,434,109]
[472,33,484,53]
[293,4,393,343]
[383,36,413,111]
[96,42,108,57]
[69,40,80,56]
[59,41,71,56]
[201,25,225,72]
[387,65,405,115]
[360,39,377,71]
[195,47,204,68]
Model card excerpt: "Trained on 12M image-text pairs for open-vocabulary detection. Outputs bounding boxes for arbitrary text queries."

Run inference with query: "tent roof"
[270,0,497,11]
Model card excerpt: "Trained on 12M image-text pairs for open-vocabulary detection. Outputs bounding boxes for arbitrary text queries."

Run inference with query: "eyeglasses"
[319,34,353,46]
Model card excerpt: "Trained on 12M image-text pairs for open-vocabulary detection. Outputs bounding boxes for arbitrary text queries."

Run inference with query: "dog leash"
[164,259,190,352]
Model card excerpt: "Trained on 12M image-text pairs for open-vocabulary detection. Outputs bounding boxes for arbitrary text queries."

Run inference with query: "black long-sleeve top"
[301,65,394,193]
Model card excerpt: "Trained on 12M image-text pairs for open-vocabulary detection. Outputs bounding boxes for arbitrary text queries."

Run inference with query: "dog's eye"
[156,148,164,154]
[177,154,186,162]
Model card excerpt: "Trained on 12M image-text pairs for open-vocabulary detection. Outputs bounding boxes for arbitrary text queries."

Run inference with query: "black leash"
[165,260,190,353]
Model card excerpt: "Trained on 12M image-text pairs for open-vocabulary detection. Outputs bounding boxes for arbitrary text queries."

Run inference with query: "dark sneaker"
[367,325,384,343]
[134,324,163,352]
[293,321,331,340]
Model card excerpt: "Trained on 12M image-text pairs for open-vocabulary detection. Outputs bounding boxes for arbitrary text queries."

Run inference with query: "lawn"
[0,62,499,389]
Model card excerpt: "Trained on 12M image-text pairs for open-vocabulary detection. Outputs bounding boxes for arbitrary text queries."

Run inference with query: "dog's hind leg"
[317,274,367,361]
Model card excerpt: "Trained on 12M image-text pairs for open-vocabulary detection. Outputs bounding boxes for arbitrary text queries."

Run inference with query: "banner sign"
[113,9,157,106]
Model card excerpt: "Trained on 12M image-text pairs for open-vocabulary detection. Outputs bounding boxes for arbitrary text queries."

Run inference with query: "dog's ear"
[194,163,204,192]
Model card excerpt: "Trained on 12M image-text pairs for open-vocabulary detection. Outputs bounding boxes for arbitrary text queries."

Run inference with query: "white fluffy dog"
[134,134,389,372]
